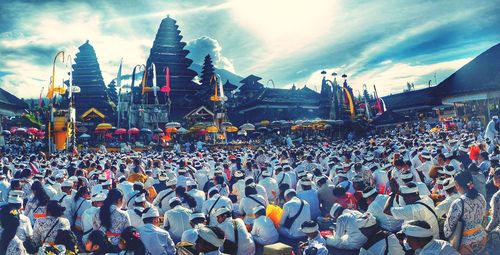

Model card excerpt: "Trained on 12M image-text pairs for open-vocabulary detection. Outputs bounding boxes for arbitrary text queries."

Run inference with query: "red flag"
[29,162,39,175]
[160,66,171,96]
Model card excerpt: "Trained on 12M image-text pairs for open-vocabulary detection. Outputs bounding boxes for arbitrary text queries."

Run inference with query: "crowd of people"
[0,116,498,255]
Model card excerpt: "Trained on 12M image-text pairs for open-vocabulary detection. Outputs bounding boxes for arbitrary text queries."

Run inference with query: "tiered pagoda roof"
[140,16,200,110]
[72,41,114,120]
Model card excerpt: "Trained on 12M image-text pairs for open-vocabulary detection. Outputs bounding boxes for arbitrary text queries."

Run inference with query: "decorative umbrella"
[96,123,112,130]
[237,130,247,136]
[165,122,181,128]
[206,126,218,133]
[128,128,140,135]
[240,123,255,131]
[177,127,188,135]
[250,131,262,137]
[2,130,11,135]
[114,128,127,135]
[141,128,152,133]
[260,120,270,126]
[226,126,238,133]
[295,120,304,125]
[153,128,163,133]
[27,127,39,134]
[192,122,206,130]
[35,131,45,138]
[165,127,177,133]
[80,133,91,139]
[257,126,268,132]
[196,129,207,136]
[15,128,26,135]
[220,122,232,127]
[9,127,17,134]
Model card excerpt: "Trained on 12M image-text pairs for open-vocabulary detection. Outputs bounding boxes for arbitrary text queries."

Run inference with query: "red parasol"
[128,128,140,135]
[27,127,39,134]
[115,128,127,135]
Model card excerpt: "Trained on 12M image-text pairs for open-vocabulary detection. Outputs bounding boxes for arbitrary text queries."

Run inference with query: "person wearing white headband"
[250,206,278,247]
[299,220,325,247]
[383,181,440,239]
[326,202,367,252]
[215,207,256,255]
[153,178,177,215]
[362,187,403,233]
[194,226,226,254]
[164,195,192,243]
[279,189,311,241]
[186,180,206,213]
[181,212,207,244]
[403,220,458,255]
[357,212,404,255]
[435,178,460,218]
[202,187,232,227]
[139,207,176,255]
[259,169,280,202]
[81,191,107,243]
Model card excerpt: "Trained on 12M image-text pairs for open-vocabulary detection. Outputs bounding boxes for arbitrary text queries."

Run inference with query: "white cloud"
[186,36,235,72]
[304,58,472,97]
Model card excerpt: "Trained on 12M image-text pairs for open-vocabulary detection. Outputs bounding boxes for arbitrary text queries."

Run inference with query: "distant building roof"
[223,80,238,92]
[434,43,500,97]
[0,87,28,116]
[371,110,408,127]
[382,87,440,112]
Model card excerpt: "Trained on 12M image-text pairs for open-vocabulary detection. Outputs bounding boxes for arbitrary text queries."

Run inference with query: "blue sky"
[0,0,499,99]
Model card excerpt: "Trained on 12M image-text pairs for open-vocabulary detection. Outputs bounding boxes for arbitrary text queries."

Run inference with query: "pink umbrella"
[128,128,140,135]
[27,127,39,134]
[115,128,127,135]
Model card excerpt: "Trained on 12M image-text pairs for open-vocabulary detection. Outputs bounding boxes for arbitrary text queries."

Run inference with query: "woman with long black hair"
[24,180,50,225]
[117,226,146,255]
[71,186,92,233]
[0,204,26,254]
[32,200,71,247]
[444,170,488,254]
[92,188,130,246]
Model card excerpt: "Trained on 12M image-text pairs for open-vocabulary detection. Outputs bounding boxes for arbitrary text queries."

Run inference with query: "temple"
[141,16,200,112]
[71,41,114,123]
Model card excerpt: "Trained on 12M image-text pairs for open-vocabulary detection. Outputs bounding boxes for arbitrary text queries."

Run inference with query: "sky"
[0,0,499,99]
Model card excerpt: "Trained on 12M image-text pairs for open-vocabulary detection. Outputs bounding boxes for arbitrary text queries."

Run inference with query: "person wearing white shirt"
[357,212,404,255]
[258,171,279,201]
[181,213,206,244]
[127,194,147,228]
[279,189,311,239]
[53,180,75,225]
[275,168,293,188]
[363,187,403,232]
[164,197,192,243]
[202,188,232,226]
[402,220,459,255]
[194,226,226,255]
[231,171,246,201]
[81,191,106,243]
[215,207,256,255]
[400,172,431,196]
[250,206,279,246]
[297,180,321,220]
[186,181,206,213]
[435,178,461,218]
[139,207,176,255]
[384,181,440,239]
[238,185,268,225]
[326,204,367,251]
[153,179,177,214]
